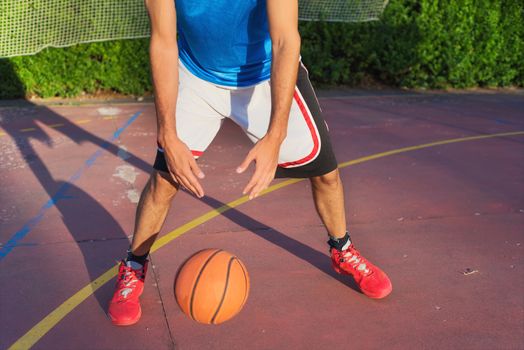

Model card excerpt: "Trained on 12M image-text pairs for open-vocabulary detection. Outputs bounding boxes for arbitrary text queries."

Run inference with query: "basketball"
[174,249,250,324]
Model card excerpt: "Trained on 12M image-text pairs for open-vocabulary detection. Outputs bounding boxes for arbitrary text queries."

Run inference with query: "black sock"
[126,249,149,266]
[327,232,351,251]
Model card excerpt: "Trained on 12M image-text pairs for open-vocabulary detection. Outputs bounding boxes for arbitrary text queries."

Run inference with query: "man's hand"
[161,134,205,198]
[236,135,282,199]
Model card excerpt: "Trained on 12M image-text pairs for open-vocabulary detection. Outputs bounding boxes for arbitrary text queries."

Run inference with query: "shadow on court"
[0,61,141,315]
[2,59,524,350]
[200,196,360,293]
[0,59,359,348]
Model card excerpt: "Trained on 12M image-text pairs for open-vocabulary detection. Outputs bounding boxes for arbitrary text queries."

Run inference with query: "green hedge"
[300,0,524,88]
[1,0,523,99]
[0,39,151,99]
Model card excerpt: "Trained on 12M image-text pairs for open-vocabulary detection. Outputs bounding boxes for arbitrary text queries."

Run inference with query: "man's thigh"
[153,64,226,173]
[230,63,338,178]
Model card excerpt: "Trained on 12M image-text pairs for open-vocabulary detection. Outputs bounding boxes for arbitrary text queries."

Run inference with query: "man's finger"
[249,180,266,199]
[252,173,274,199]
[189,157,205,179]
[243,170,261,195]
[166,166,178,183]
[184,178,203,198]
[182,170,204,198]
[236,152,255,174]
[177,174,201,197]
[171,166,200,196]
[247,173,267,199]
[175,175,191,192]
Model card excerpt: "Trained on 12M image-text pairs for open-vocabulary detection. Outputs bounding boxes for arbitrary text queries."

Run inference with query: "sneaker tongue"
[341,240,352,251]
[126,260,143,270]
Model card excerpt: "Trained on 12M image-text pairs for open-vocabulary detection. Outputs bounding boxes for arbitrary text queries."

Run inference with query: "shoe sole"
[333,265,392,299]
[108,308,142,326]
[364,285,392,299]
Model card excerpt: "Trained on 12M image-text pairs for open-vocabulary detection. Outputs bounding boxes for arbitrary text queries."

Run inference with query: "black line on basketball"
[210,256,235,324]
[237,258,249,308]
[189,249,223,321]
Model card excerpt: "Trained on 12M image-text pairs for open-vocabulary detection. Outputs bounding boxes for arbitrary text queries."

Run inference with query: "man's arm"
[145,0,205,197]
[265,0,301,141]
[237,0,301,199]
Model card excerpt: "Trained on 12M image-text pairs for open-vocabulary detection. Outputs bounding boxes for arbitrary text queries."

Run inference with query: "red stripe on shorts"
[278,89,320,168]
[191,150,203,158]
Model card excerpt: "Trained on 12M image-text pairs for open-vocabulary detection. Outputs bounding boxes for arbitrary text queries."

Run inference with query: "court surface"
[1,90,523,350]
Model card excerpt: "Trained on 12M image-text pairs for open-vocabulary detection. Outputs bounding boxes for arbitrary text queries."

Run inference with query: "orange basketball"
[174,248,250,324]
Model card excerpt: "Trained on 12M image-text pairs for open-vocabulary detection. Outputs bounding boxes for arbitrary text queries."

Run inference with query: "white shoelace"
[343,251,370,274]
[118,271,139,299]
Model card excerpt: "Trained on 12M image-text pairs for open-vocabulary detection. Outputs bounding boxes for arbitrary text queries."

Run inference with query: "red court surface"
[1,91,523,350]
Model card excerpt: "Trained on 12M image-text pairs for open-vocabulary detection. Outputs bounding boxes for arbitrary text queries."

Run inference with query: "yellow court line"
[75,119,92,124]
[0,132,6,137]
[8,130,524,350]
[103,116,118,120]
[20,128,36,132]
[339,131,524,168]
[48,123,64,128]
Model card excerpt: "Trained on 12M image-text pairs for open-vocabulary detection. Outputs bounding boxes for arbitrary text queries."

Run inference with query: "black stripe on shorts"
[274,63,338,179]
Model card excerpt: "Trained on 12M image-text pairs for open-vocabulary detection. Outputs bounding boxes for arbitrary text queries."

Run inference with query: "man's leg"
[130,170,179,256]
[310,168,392,299]
[108,62,226,326]
[108,170,178,326]
[231,61,392,299]
[310,168,346,239]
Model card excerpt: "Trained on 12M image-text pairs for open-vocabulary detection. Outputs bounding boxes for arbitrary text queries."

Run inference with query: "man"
[108,0,392,326]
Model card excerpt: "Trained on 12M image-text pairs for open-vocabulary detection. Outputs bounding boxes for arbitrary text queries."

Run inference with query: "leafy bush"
[300,0,524,88]
[2,39,151,98]
[1,0,522,99]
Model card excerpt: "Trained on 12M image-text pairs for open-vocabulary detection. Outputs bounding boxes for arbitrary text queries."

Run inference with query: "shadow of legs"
[200,195,361,294]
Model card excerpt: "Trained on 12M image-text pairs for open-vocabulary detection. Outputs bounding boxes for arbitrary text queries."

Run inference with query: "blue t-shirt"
[176,0,272,87]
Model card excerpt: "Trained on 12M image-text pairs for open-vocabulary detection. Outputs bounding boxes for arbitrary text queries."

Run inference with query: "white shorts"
[154,62,337,178]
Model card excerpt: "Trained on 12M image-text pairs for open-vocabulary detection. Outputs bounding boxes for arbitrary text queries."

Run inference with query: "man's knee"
[310,168,341,189]
[149,170,178,202]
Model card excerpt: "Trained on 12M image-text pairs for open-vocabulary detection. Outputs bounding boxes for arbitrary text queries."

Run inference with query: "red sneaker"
[108,260,148,326]
[331,245,392,299]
